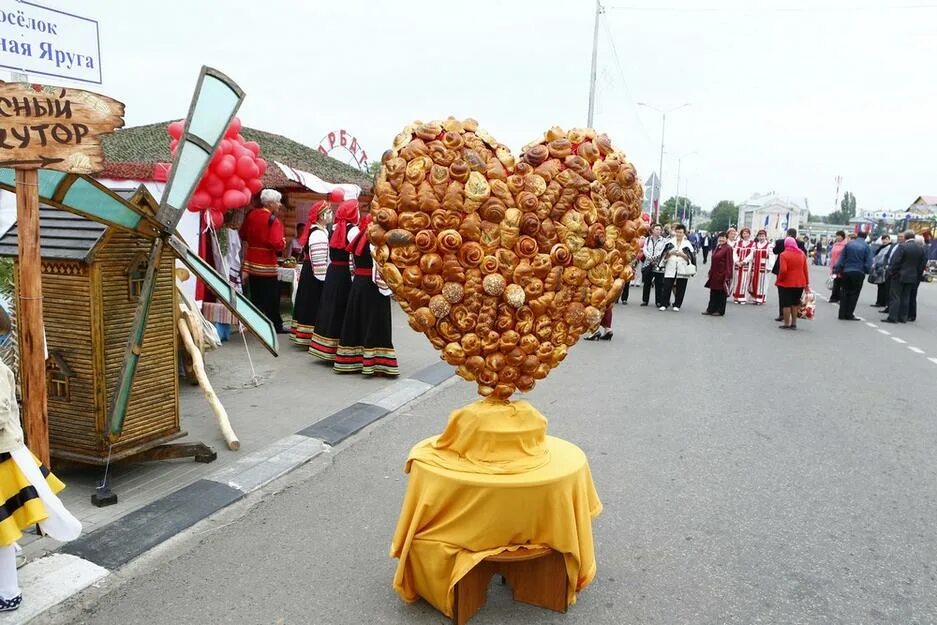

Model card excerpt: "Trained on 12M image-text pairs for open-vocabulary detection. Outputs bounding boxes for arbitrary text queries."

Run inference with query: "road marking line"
[929,358,937,366]
[908,346,925,354]
[878,329,891,335]
[865,322,877,328]
[891,337,907,344]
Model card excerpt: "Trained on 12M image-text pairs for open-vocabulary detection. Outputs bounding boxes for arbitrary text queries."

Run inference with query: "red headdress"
[298,201,326,247]
[347,213,373,256]
[329,200,359,249]
[328,188,345,203]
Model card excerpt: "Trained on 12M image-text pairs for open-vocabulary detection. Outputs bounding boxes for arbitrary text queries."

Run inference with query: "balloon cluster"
[167,117,268,228]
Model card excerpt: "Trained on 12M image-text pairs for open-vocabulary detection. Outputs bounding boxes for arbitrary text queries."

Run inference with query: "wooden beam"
[15,168,50,465]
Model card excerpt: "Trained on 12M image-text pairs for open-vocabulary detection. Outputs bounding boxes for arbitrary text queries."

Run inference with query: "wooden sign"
[0,81,124,174]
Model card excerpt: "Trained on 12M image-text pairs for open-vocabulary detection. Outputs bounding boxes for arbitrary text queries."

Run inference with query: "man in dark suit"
[882,230,927,323]
[700,232,712,264]
[771,228,806,321]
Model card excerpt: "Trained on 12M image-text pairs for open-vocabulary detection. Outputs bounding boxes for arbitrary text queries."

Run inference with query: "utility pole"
[587,0,603,127]
[639,102,691,223]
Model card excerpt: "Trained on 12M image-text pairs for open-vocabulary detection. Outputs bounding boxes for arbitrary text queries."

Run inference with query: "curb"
[12,361,454,624]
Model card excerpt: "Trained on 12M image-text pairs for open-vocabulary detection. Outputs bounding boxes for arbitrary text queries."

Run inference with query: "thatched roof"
[100,122,372,190]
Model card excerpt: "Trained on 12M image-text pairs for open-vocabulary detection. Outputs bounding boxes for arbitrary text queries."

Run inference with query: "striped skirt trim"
[334,346,399,376]
[289,321,315,346]
[308,333,340,362]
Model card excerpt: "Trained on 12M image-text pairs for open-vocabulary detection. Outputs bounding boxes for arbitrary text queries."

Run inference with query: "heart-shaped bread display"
[370,118,646,399]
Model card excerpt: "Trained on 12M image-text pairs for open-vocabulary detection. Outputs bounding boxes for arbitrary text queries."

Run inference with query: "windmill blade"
[106,238,164,439]
[156,66,245,231]
[0,170,158,238]
[167,234,278,356]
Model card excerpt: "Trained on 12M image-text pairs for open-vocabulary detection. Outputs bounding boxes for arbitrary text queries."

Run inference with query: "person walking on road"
[827,231,847,304]
[700,231,712,264]
[659,224,696,312]
[832,230,873,321]
[870,233,897,309]
[641,223,668,307]
[776,237,809,330]
[702,232,733,316]
[882,230,927,324]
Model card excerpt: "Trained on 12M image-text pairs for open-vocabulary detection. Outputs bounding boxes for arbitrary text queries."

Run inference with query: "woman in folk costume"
[289,198,335,346]
[308,199,359,362]
[0,363,81,612]
[748,229,773,305]
[731,227,756,303]
[334,211,399,376]
[240,189,287,333]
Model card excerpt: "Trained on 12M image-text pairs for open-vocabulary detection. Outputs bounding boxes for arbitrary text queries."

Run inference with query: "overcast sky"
[35,0,937,216]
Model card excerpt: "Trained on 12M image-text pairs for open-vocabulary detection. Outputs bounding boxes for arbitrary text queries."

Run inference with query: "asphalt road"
[41,268,937,625]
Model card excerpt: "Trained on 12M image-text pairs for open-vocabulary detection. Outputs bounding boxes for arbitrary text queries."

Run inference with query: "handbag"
[679,263,697,278]
[825,275,834,290]
[798,287,816,320]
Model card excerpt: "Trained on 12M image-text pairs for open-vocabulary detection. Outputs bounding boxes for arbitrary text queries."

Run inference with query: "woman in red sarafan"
[240,189,287,333]
[308,199,359,362]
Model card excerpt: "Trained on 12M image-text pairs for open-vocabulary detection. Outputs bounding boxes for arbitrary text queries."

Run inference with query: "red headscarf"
[347,213,372,256]
[329,200,359,249]
[298,201,326,248]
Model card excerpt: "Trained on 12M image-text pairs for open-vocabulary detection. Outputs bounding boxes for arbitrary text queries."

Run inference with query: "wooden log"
[15,168,50,466]
[176,313,239,451]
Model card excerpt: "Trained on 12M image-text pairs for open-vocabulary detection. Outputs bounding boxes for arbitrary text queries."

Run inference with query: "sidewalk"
[11,307,449,622]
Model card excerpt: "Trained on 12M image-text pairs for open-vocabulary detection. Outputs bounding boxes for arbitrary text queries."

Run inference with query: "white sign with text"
[0,1,101,84]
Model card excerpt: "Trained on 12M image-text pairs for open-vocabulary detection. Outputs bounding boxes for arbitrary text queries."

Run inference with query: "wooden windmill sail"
[0,67,279,444]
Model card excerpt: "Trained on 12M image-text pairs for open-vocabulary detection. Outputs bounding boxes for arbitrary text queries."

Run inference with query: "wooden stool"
[452,546,568,625]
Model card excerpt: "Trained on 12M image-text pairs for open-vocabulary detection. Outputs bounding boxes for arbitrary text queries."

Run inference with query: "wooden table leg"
[503,549,568,613]
[453,562,494,625]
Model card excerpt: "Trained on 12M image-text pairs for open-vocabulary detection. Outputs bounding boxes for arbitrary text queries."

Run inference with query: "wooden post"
[14,168,50,466]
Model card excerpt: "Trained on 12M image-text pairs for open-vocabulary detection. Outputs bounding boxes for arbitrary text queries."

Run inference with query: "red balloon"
[247,178,263,193]
[225,117,242,139]
[190,191,211,210]
[220,139,234,155]
[235,155,256,179]
[209,208,225,229]
[215,154,237,178]
[170,139,179,153]
[223,189,247,209]
[229,175,246,191]
[204,173,225,197]
[168,120,184,140]
[244,141,260,156]
[255,158,268,175]
[186,203,201,213]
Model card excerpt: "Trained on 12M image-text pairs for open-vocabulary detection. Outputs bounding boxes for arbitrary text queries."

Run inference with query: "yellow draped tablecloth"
[390,399,602,618]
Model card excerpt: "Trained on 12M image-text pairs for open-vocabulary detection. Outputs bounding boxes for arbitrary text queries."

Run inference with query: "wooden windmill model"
[0,67,278,490]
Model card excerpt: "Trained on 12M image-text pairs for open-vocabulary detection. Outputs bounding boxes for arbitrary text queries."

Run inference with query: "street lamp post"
[669,149,698,225]
[638,102,691,223]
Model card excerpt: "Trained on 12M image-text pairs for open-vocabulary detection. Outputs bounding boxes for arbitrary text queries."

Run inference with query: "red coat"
[776,250,809,288]
[706,243,733,292]
[240,207,285,276]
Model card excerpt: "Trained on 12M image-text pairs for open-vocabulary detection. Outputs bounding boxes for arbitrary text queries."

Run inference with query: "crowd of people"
[234,187,399,377]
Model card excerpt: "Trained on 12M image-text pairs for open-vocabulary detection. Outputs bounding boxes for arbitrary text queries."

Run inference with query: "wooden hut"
[0,186,185,465]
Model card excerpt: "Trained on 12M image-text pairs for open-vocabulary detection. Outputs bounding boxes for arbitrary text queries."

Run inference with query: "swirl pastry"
[519,212,540,237]
[458,242,484,267]
[402,265,422,287]
[506,174,526,196]
[373,207,398,230]
[442,131,463,150]
[515,235,539,259]
[452,306,477,333]
[437,229,463,254]
[524,144,549,166]
[477,369,498,389]
[480,198,506,224]
[550,243,573,266]
[515,306,535,335]
[438,318,461,342]
[414,230,437,253]
[415,122,443,141]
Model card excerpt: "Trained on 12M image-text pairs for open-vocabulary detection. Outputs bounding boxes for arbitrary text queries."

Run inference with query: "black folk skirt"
[334,278,398,376]
[289,261,324,347]
[308,264,352,362]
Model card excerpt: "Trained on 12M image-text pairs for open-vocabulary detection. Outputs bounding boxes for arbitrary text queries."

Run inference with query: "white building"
[737,192,805,239]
